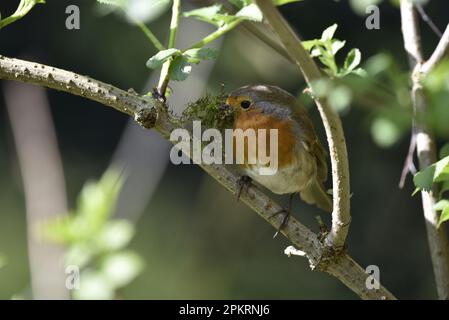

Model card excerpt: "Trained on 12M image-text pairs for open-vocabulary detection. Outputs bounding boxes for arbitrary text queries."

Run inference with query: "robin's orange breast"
[233,110,298,169]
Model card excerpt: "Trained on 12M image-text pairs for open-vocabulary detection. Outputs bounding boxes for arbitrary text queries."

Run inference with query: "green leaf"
[273,0,303,5]
[434,199,449,211]
[235,4,263,22]
[302,40,319,51]
[331,40,346,55]
[122,0,171,24]
[321,24,338,41]
[77,169,124,232]
[146,48,180,69]
[101,251,144,287]
[351,68,367,77]
[26,0,46,5]
[434,156,449,182]
[96,0,128,7]
[169,55,192,81]
[65,243,94,268]
[440,180,449,197]
[73,269,115,300]
[413,165,435,192]
[312,46,325,58]
[95,220,135,252]
[413,156,449,192]
[183,4,234,27]
[423,59,449,92]
[229,0,301,8]
[183,48,218,63]
[438,206,449,228]
[343,48,362,73]
[440,143,449,160]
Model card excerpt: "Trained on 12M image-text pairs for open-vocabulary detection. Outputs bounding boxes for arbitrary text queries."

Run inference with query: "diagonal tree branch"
[254,0,351,251]
[400,0,449,300]
[0,54,395,299]
[421,24,449,74]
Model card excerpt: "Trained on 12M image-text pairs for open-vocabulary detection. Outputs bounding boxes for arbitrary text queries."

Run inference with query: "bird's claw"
[269,208,290,238]
[236,176,252,201]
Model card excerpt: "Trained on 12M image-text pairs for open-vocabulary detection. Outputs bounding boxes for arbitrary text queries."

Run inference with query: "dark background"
[1,0,448,299]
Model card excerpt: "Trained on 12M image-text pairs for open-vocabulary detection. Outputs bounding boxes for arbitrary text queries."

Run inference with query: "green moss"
[182,93,234,130]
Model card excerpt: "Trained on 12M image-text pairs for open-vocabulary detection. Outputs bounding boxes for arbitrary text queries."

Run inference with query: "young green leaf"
[77,169,124,232]
[146,48,180,69]
[438,206,449,228]
[235,4,263,22]
[302,40,320,51]
[183,4,234,27]
[440,143,449,160]
[169,55,192,81]
[273,0,303,5]
[101,251,144,287]
[434,156,449,182]
[441,180,449,197]
[73,270,115,300]
[434,199,449,211]
[413,165,435,192]
[351,68,367,77]
[343,48,362,73]
[413,156,449,192]
[332,40,346,55]
[96,0,128,7]
[321,24,338,41]
[95,220,135,252]
[184,48,218,63]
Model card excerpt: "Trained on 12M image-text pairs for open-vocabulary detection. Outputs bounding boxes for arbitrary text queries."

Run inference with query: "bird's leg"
[269,193,295,238]
[236,175,252,201]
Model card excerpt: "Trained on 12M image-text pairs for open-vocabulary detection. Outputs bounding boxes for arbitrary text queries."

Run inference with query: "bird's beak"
[219,104,230,110]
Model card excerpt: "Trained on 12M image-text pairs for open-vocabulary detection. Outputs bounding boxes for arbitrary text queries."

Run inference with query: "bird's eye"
[240,100,251,109]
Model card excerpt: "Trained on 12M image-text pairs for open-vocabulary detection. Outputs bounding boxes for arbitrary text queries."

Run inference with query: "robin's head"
[221,84,296,117]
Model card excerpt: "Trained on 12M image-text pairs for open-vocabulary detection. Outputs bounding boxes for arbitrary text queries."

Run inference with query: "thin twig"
[0,54,395,299]
[254,0,351,251]
[399,0,449,300]
[158,0,182,96]
[187,19,242,49]
[415,3,443,38]
[421,24,449,74]
[135,21,166,51]
[0,0,43,29]
[398,128,417,189]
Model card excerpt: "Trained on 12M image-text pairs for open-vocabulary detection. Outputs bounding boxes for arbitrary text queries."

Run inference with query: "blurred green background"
[1,0,449,299]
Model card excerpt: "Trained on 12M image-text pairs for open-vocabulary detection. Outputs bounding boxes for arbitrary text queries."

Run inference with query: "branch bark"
[254,0,351,250]
[400,0,449,300]
[0,54,394,299]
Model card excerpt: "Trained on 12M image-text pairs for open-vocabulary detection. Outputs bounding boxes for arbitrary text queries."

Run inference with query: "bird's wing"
[291,104,329,184]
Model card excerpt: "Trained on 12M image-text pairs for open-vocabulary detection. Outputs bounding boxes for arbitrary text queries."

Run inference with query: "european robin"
[222,84,332,232]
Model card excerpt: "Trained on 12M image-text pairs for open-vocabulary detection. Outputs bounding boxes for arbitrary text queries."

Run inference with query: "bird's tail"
[300,179,333,213]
